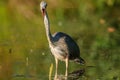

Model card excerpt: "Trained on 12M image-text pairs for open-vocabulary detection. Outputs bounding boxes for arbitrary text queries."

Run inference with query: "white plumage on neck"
[43,11,53,44]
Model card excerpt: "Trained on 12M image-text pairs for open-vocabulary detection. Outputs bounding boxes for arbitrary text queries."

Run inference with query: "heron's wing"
[52,32,80,60]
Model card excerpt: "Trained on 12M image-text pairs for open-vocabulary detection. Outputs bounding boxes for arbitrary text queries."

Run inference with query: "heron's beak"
[41,8,45,16]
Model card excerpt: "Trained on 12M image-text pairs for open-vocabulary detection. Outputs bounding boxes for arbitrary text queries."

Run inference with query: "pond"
[0,1,120,79]
[0,44,120,80]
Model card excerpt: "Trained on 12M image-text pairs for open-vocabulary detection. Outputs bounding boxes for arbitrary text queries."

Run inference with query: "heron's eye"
[45,4,47,7]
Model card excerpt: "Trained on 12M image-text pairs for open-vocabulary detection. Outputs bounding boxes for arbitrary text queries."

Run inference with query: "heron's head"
[40,1,47,15]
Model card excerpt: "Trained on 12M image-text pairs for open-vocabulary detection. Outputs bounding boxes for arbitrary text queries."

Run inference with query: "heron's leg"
[54,58,58,79]
[65,57,69,80]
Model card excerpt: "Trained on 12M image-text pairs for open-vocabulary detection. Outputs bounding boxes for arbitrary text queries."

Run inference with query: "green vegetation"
[0,0,120,80]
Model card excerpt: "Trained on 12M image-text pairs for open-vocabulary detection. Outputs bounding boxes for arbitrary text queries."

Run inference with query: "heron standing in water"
[40,1,85,80]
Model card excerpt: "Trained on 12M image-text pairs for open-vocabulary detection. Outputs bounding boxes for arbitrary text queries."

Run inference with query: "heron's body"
[50,32,80,61]
[40,1,85,80]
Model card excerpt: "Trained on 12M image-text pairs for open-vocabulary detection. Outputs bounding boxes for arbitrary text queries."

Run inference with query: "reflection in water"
[69,68,85,80]
[12,69,85,80]
[49,68,85,80]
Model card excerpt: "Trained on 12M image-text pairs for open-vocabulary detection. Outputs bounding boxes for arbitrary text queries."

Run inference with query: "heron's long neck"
[44,11,53,44]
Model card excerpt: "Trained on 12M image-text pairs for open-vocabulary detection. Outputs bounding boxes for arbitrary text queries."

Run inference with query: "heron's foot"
[54,75,58,80]
[64,72,68,80]
[54,75,68,80]
[64,75,68,80]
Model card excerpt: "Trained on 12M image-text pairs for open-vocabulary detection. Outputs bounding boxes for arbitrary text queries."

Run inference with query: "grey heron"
[40,1,85,80]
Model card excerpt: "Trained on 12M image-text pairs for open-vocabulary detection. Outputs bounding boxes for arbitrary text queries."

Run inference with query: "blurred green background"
[0,0,120,80]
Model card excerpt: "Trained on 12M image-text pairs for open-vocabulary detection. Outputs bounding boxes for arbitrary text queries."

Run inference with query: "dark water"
[0,45,120,80]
